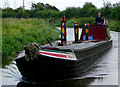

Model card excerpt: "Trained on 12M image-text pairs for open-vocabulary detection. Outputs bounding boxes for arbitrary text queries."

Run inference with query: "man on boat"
[95,12,104,24]
[95,12,111,39]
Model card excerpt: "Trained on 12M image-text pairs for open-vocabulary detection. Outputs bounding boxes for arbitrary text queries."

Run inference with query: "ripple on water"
[2,61,22,85]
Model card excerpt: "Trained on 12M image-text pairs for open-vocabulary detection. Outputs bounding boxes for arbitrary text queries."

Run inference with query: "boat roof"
[55,40,108,51]
[41,39,110,51]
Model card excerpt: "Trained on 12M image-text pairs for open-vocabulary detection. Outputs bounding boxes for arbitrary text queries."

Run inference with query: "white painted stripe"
[17,50,77,60]
[40,53,77,60]
[40,50,77,60]
[40,50,70,55]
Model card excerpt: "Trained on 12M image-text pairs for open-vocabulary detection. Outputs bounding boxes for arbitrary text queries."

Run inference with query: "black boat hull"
[15,39,112,82]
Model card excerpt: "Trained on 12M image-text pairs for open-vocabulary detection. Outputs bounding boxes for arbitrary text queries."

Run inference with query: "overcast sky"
[0,0,120,11]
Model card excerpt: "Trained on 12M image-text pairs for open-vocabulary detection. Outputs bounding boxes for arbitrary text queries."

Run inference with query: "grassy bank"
[2,18,60,67]
[109,20,120,32]
[52,17,120,32]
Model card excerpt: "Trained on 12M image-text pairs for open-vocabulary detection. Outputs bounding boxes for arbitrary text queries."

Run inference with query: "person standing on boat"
[95,12,104,24]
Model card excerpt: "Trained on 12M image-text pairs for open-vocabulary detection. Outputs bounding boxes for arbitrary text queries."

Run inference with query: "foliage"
[111,6,120,21]
[31,2,59,11]
[1,1,120,26]
[34,10,61,18]
[2,18,60,67]
[62,3,98,19]
[2,7,16,18]
[109,20,120,32]
[2,3,60,19]
[53,17,95,28]
[52,17,120,32]
[1,1,120,21]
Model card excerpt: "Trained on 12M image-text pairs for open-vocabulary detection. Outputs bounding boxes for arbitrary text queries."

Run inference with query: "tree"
[81,2,97,17]
[14,7,24,18]
[83,2,96,9]
[45,4,59,11]
[2,7,16,18]
[34,10,60,18]
[102,2,112,19]
[111,6,120,20]
[31,3,59,11]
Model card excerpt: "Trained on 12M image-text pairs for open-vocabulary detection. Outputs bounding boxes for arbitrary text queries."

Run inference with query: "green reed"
[2,18,60,67]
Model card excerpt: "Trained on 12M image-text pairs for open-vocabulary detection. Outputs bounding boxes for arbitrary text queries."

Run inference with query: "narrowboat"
[15,18,112,82]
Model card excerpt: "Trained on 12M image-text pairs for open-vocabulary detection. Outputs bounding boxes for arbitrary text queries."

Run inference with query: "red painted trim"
[44,48,55,50]
[40,51,67,58]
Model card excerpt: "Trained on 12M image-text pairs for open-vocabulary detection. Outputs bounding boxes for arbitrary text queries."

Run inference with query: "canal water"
[0,28,119,87]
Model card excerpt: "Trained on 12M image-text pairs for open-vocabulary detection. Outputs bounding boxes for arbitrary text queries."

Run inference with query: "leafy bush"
[109,20,120,32]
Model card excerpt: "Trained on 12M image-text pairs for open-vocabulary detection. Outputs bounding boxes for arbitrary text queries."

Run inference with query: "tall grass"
[109,20,120,32]
[2,18,60,67]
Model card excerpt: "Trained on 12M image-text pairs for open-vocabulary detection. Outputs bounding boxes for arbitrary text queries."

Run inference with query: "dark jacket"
[95,16,104,24]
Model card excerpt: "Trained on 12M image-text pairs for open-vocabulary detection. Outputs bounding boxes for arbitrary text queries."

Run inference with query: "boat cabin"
[80,24,108,42]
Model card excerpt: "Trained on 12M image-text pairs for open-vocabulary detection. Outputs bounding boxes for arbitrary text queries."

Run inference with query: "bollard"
[74,22,79,42]
[61,15,66,44]
[85,24,89,40]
